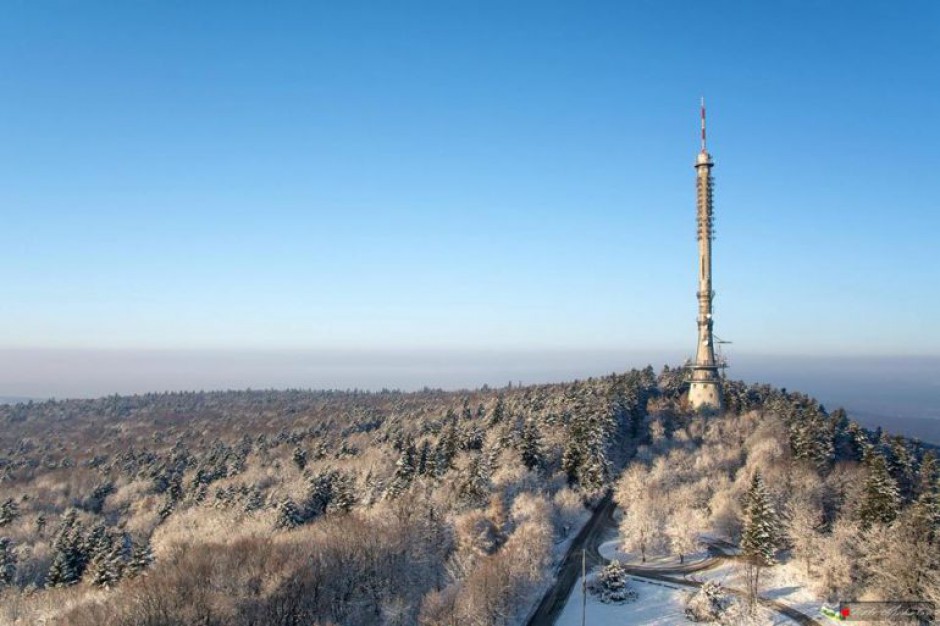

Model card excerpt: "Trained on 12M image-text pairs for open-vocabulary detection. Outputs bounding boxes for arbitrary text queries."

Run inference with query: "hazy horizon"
[3,349,937,427]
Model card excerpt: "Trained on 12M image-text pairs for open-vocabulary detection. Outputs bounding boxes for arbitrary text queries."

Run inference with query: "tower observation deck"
[688,99,723,411]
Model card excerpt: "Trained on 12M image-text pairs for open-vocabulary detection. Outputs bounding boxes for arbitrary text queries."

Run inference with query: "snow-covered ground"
[554,573,802,625]
[554,574,691,626]
[763,560,827,622]
[598,539,710,567]
[556,532,826,625]
[687,556,825,619]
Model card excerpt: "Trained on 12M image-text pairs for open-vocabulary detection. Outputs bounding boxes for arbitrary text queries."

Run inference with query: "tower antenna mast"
[701,97,706,152]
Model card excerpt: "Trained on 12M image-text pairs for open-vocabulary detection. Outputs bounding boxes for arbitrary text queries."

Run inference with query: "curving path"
[527,495,822,626]
[625,569,821,626]
[620,541,822,625]
[525,492,615,626]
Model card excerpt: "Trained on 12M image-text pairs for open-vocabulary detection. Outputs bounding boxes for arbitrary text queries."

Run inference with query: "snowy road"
[526,492,616,626]
[528,495,823,626]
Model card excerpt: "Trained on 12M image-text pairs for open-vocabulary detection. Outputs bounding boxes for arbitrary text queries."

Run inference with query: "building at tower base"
[689,376,722,411]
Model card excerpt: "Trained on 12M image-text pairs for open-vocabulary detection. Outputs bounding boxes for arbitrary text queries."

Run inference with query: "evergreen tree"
[274,497,303,530]
[909,455,940,542]
[83,522,110,564]
[590,560,637,603]
[489,395,506,426]
[388,439,417,497]
[157,495,175,521]
[0,498,19,527]
[46,510,86,587]
[858,453,901,527]
[46,550,73,588]
[87,533,124,588]
[657,365,686,401]
[84,482,115,515]
[461,423,484,451]
[519,418,544,471]
[829,408,856,461]
[909,486,940,544]
[561,411,611,491]
[885,435,916,500]
[291,446,307,471]
[458,453,491,505]
[788,405,834,470]
[741,472,778,566]
[579,451,609,491]
[398,438,417,479]
[915,451,937,500]
[561,436,584,486]
[416,439,432,475]
[305,469,336,517]
[434,420,459,476]
[844,421,870,462]
[326,471,357,514]
[126,539,155,579]
[627,392,647,440]
[0,537,16,587]
[422,442,437,477]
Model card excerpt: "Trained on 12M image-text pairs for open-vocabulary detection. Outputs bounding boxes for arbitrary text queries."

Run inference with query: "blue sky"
[2,1,939,358]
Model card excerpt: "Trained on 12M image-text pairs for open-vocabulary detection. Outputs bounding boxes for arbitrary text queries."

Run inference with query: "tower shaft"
[688,102,723,411]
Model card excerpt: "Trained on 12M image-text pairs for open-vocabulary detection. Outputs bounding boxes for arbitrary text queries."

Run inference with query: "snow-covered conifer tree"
[519,418,544,471]
[434,422,459,476]
[291,446,307,471]
[589,560,636,603]
[87,533,124,588]
[0,537,16,587]
[388,439,417,497]
[488,395,505,426]
[416,439,432,475]
[458,453,491,505]
[0,498,18,527]
[858,453,901,527]
[274,497,303,530]
[305,469,336,517]
[741,472,778,566]
[326,470,357,514]
[126,539,154,578]
[46,510,86,587]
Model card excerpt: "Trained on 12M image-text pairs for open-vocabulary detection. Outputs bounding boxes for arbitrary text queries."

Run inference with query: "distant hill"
[0,396,36,405]
[848,411,940,447]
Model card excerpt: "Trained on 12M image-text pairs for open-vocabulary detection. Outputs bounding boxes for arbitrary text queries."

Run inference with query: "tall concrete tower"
[688,99,723,411]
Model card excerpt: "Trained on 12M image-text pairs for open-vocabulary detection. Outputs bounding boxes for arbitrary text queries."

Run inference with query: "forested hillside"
[0,367,936,625]
[0,369,657,625]
[614,381,940,623]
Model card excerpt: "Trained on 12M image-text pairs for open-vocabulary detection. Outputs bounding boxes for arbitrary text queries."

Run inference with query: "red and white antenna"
[700,96,707,152]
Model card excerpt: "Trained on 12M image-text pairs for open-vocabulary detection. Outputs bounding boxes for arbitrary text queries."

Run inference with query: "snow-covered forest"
[614,380,940,623]
[0,367,937,625]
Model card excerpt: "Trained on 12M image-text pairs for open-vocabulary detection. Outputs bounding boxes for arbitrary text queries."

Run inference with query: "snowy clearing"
[554,574,689,626]
[685,556,826,622]
[597,539,710,567]
[554,572,801,625]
